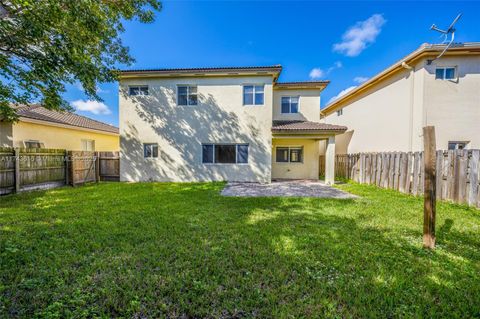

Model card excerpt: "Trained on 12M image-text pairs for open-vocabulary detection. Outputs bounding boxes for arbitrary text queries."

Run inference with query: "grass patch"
[1,182,479,318]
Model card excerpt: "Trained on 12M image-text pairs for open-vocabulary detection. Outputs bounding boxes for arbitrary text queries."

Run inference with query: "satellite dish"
[428,13,462,64]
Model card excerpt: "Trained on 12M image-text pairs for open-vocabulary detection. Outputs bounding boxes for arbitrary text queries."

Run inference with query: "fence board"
[469,150,479,206]
[0,147,15,194]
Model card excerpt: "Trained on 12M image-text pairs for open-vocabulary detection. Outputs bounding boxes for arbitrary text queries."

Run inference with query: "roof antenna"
[427,13,462,65]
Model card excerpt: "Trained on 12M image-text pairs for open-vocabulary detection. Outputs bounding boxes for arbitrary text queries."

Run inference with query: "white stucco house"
[322,42,480,154]
[118,66,346,183]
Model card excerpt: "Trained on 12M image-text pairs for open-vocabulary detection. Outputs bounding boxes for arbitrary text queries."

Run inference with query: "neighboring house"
[322,42,480,154]
[0,105,119,151]
[119,66,346,183]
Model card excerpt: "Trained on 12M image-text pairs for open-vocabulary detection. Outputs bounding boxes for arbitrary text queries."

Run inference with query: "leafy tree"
[0,0,161,121]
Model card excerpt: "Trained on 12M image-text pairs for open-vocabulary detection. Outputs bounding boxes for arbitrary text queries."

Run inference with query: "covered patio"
[271,120,347,184]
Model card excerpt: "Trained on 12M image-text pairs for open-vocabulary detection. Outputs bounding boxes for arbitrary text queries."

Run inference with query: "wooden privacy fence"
[67,151,120,185]
[319,150,480,208]
[0,148,66,194]
[0,148,120,195]
[98,152,120,182]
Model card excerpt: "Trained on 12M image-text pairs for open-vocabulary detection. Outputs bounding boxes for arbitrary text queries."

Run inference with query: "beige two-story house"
[119,66,346,183]
[322,42,480,154]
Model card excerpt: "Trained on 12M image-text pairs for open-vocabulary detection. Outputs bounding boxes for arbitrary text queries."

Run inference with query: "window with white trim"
[81,139,95,151]
[23,140,44,148]
[337,108,343,116]
[276,146,303,163]
[243,85,264,105]
[448,141,468,150]
[202,144,249,164]
[129,86,149,96]
[177,85,198,106]
[281,96,299,113]
[143,143,158,158]
[435,67,456,80]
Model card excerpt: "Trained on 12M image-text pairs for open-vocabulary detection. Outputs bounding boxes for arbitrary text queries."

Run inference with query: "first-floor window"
[448,141,468,150]
[81,139,95,151]
[202,143,249,164]
[24,140,44,148]
[144,143,158,158]
[276,146,303,163]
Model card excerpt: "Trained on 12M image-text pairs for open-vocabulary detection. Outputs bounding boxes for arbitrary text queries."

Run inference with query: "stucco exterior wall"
[273,89,321,122]
[271,138,319,180]
[0,121,13,147]
[324,66,423,154]
[324,54,480,154]
[119,76,274,182]
[12,121,119,151]
[423,56,480,149]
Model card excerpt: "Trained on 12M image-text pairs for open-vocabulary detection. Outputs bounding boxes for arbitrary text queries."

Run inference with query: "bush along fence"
[0,148,119,195]
[320,150,480,208]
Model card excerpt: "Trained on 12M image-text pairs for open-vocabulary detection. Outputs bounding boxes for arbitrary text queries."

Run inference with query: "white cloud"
[309,61,343,80]
[71,100,111,115]
[309,68,325,79]
[327,86,357,104]
[354,76,369,84]
[333,14,386,57]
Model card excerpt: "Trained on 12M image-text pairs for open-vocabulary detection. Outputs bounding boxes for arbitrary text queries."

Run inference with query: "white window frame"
[243,84,265,106]
[435,67,457,80]
[281,96,300,114]
[275,146,304,164]
[448,141,469,150]
[337,108,343,116]
[143,143,158,158]
[81,139,95,151]
[23,140,44,148]
[128,85,149,96]
[177,85,198,106]
[202,143,249,165]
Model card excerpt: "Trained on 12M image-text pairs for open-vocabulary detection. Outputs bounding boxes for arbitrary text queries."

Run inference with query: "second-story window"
[178,85,198,106]
[243,85,264,105]
[129,86,149,96]
[281,96,299,114]
[435,67,456,80]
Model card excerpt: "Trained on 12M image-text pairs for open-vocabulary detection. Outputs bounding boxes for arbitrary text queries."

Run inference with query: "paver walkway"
[221,180,358,198]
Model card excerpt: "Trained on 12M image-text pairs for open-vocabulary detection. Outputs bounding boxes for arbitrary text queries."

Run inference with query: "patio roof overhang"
[271,121,347,139]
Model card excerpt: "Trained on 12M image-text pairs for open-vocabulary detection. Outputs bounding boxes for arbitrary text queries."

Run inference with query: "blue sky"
[64,1,480,127]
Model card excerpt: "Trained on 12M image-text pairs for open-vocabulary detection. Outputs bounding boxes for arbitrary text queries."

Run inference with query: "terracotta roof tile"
[120,65,283,74]
[272,120,347,132]
[15,105,119,134]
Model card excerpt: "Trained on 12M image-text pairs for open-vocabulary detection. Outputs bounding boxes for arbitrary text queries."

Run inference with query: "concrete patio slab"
[221,180,358,199]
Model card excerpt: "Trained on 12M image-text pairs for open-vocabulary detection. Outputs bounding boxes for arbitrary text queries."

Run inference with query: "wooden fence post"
[423,126,436,249]
[65,151,70,186]
[95,152,100,183]
[14,148,20,193]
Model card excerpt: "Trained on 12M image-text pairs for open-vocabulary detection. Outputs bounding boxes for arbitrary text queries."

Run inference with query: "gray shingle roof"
[272,120,347,132]
[15,105,119,134]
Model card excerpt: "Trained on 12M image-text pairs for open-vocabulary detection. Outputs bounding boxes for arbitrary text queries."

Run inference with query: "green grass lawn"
[1,182,479,318]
